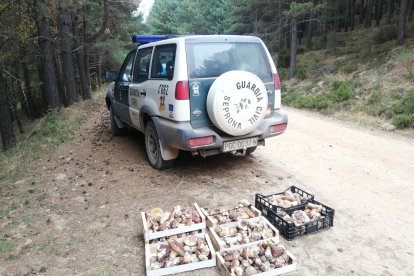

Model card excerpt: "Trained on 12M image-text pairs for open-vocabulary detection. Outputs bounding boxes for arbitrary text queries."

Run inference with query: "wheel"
[145,121,174,170]
[110,105,124,136]
[245,146,257,155]
[206,70,268,136]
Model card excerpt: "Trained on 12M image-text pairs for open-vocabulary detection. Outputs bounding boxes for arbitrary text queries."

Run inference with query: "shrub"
[330,81,352,102]
[386,93,414,116]
[296,64,307,80]
[393,114,414,129]
[392,50,414,80]
[281,90,299,105]
[373,26,397,44]
[293,95,329,110]
[277,48,290,68]
[341,61,358,74]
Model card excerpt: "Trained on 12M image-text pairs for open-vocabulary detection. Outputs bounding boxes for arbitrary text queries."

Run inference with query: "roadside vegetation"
[281,25,414,131]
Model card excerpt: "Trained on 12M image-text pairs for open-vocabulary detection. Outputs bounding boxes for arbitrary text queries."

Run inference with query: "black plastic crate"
[262,199,335,241]
[255,185,314,214]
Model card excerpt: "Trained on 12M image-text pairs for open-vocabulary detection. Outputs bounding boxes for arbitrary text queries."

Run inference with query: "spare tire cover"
[207,71,268,136]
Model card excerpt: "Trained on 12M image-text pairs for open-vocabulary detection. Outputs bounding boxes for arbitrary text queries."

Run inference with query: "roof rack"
[131,34,185,44]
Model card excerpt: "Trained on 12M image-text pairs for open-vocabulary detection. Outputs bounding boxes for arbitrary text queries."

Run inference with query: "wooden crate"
[209,216,279,252]
[145,233,216,276]
[201,204,261,228]
[217,238,297,276]
[142,203,206,242]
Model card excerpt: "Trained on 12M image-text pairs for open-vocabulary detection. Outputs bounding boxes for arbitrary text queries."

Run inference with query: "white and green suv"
[105,35,288,169]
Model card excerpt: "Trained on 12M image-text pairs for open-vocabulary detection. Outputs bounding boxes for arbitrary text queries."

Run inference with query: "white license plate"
[223,138,258,152]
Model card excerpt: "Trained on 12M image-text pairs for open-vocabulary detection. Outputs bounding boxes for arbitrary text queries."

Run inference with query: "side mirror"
[105,71,117,82]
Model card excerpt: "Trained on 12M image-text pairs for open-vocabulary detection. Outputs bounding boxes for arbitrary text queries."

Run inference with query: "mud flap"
[160,143,179,161]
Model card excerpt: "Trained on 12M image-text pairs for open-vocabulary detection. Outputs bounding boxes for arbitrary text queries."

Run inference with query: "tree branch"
[86,0,109,43]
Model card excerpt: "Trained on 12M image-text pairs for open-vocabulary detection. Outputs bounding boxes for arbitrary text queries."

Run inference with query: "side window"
[133,47,153,83]
[150,44,177,79]
[118,50,136,82]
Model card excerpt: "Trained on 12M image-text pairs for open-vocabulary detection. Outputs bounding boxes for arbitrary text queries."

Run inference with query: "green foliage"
[0,106,86,181]
[147,0,230,34]
[277,49,291,68]
[341,61,358,74]
[296,64,307,80]
[282,91,329,110]
[0,240,15,253]
[294,95,329,110]
[392,49,414,80]
[392,114,414,129]
[284,2,315,17]
[330,81,352,102]
[373,26,397,44]
[385,94,414,116]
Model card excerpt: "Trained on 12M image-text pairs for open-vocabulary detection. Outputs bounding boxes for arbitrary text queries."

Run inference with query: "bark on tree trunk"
[408,0,413,20]
[289,17,297,79]
[387,0,394,24]
[350,0,356,30]
[34,0,62,110]
[345,0,350,32]
[7,78,24,134]
[360,1,365,24]
[19,46,37,119]
[0,74,16,150]
[58,3,78,106]
[73,14,91,99]
[397,0,408,45]
[365,0,373,27]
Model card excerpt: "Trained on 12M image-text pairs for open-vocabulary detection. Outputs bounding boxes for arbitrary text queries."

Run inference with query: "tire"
[145,121,174,170]
[245,146,257,155]
[207,71,268,136]
[110,105,124,136]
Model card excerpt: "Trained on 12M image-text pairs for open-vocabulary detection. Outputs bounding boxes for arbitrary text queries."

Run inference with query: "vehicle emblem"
[235,98,251,113]
[193,109,202,117]
[192,81,200,96]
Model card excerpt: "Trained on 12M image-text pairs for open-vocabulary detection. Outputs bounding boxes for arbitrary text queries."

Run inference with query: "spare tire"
[207,71,268,136]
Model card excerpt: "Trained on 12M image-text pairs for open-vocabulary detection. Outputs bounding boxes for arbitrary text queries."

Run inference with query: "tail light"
[269,123,287,133]
[188,136,214,148]
[175,81,189,100]
[274,73,281,90]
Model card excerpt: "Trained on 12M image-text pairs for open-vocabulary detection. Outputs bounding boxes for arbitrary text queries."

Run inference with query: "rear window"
[186,42,272,82]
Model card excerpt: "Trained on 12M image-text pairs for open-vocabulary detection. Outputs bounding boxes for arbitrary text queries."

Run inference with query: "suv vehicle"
[106,35,287,169]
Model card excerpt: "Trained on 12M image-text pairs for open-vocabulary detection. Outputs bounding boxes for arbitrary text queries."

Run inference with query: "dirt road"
[1,104,413,275]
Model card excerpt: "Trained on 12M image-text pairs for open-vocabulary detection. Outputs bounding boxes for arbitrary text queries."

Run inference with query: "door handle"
[140,92,146,96]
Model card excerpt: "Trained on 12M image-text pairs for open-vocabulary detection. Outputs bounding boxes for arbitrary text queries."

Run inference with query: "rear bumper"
[153,109,288,153]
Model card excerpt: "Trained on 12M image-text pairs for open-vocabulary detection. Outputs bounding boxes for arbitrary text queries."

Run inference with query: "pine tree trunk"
[345,0,350,32]
[350,0,356,30]
[19,46,37,119]
[306,18,313,49]
[387,0,394,24]
[365,0,373,27]
[289,17,298,79]
[397,0,408,45]
[360,1,365,24]
[34,0,62,110]
[0,74,16,150]
[375,0,380,26]
[73,14,91,99]
[408,0,413,20]
[58,3,78,106]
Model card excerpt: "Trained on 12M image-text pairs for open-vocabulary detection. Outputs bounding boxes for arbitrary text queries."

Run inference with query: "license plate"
[223,138,258,152]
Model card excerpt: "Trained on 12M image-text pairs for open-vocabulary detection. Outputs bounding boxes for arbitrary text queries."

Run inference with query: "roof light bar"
[131,35,170,44]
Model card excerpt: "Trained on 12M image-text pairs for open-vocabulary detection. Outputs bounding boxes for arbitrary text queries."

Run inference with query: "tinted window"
[118,50,136,82]
[186,42,272,82]
[151,44,177,79]
[133,47,153,83]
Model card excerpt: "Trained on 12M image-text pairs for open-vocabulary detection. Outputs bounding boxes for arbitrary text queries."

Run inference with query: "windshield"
[186,42,273,82]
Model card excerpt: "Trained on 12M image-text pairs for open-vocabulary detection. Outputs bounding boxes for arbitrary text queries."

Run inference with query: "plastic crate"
[255,185,314,214]
[262,199,335,241]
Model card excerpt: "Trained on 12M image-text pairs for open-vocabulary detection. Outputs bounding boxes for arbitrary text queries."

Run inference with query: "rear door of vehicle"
[114,50,136,125]
[129,46,153,131]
